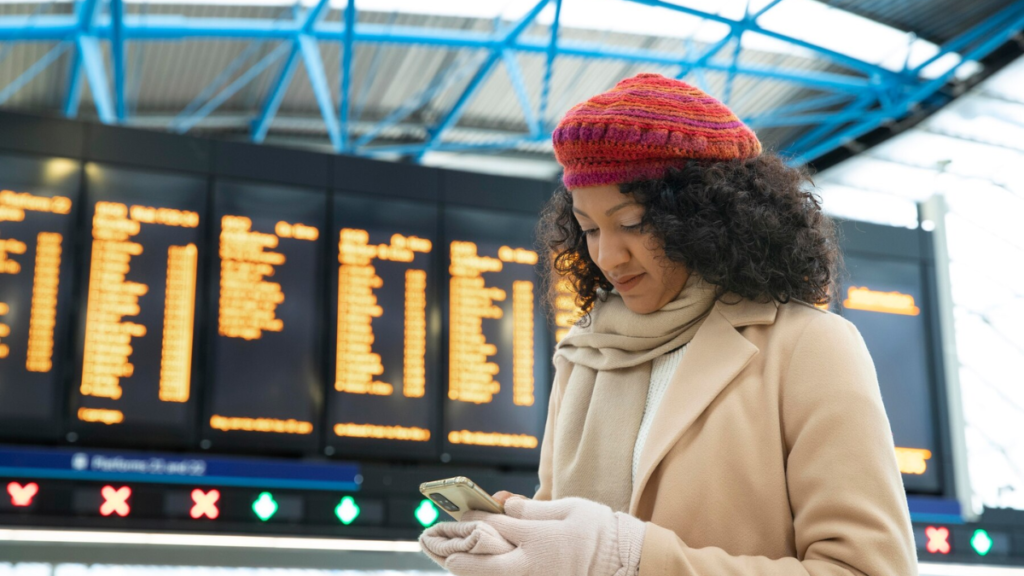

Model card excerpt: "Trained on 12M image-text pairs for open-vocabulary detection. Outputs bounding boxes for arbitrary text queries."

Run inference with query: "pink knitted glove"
[424,496,646,576]
[419,519,516,566]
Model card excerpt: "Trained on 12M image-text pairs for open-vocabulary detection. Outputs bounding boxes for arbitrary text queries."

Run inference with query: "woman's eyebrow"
[572,201,637,219]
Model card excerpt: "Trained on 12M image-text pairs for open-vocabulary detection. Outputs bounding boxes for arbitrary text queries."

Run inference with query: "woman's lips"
[611,273,644,293]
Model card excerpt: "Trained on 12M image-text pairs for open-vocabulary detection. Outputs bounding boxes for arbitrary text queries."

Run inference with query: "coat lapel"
[629,296,779,515]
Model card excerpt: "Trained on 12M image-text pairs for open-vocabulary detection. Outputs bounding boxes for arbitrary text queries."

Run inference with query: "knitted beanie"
[552,73,761,189]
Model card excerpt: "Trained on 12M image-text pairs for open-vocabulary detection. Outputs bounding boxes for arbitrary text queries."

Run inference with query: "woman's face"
[570,184,689,314]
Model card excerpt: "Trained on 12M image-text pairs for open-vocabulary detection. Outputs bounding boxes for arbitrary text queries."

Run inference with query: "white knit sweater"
[631,343,688,484]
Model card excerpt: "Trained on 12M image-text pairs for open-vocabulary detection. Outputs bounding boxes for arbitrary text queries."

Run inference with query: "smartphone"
[419,476,505,521]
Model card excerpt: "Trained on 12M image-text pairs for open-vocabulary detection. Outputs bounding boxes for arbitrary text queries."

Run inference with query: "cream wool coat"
[534,295,919,575]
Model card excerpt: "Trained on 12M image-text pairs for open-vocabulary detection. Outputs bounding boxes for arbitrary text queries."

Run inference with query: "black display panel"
[840,254,942,494]
[71,163,206,446]
[442,207,549,465]
[327,193,440,459]
[0,154,80,440]
[203,181,326,454]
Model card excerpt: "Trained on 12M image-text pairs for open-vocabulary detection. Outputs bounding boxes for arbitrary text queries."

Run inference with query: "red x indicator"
[925,526,951,554]
[7,482,38,507]
[100,485,131,517]
[190,489,220,519]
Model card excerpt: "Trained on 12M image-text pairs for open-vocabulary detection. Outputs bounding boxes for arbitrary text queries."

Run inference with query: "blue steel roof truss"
[0,0,1021,164]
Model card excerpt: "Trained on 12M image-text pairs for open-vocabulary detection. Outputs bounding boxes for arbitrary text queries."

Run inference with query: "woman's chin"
[621,295,659,315]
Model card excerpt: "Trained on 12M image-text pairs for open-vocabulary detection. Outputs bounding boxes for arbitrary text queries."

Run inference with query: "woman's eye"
[622,223,644,233]
[582,228,598,237]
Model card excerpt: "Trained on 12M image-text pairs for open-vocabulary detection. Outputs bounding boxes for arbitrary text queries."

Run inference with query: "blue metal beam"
[0,15,877,93]
[676,31,735,80]
[911,2,1024,75]
[110,0,127,121]
[63,0,101,119]
[340,0,356,151]
[0,41,70,105]
[298,34,342,151]
[301,0,331,34]
[252,43,300,143]
[416,0,551,158]
[179,41,265,126]
[625,0,901,81]
[251,1,329,144]
[751,0,786,20]
[77,35,115,123]
[172,41,290,134]
[502,49,539,136]
[742,91,854,122]
[0,0,1017,163]
[353,51,485,148]
[788,1,1024,165]
[538,0,561,133]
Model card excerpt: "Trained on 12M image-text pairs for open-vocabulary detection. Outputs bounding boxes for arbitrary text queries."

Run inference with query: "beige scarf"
[550,273,718,512]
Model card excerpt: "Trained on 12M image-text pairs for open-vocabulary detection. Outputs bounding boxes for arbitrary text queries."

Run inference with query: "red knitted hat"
[552,73,762,189]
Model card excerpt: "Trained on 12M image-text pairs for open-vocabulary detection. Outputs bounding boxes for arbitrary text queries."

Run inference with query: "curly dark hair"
[538,152,844,318]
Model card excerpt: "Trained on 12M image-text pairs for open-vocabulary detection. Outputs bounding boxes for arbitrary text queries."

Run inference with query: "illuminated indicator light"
[252,492,278,521]
[415,500,439,527]
[925,526,950,554]
[335,496,360,525]
[7,482,39,507]
[190,489,220,520]
[895,447,932,475]
[971,529,993,556]
[843,286,920,316]
[100,485,131,517]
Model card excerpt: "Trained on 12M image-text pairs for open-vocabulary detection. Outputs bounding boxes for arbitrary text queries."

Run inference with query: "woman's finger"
[491,490,525,505]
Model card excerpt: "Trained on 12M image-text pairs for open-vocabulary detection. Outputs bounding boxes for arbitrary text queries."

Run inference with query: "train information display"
[71,165,206,445]
[443,207,550,465]
[0,154,80,440]
[203,181,326,454]
[327,193,440,459]
[840,254,942,493]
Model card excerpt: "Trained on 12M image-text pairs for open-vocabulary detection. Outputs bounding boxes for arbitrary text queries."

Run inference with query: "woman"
[420,73,918,576]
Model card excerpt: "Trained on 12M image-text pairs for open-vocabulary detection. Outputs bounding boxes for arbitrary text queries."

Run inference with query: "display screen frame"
[68,162,209,449]
[200,178,329,456]
[440,205,552,467]
[325,190,443,461]
[0,151,82,442]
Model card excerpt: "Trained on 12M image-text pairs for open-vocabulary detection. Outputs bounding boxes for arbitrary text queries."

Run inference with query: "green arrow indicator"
[971,529,993,556]
[335,496,360,525]
[415,499,439,527]
[252,492,278,522]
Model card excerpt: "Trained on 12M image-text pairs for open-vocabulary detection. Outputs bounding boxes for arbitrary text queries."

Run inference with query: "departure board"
[327,193,440,459]
[71,164,206,446]
[0,154,80,440]
[203,181,326,454]
[840,254,942,493]
[443,207,549,465]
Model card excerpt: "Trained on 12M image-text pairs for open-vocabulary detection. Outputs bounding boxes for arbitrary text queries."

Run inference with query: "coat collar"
[629,294,779,515]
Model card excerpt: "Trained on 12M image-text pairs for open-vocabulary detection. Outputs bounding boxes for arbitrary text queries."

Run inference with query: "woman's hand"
[420,496,646,576]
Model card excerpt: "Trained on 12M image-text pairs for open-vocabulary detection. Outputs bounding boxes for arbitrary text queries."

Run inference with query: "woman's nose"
[595,233,629,272]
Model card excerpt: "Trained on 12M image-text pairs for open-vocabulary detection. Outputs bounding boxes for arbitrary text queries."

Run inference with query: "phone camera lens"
[429,493,460,512]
